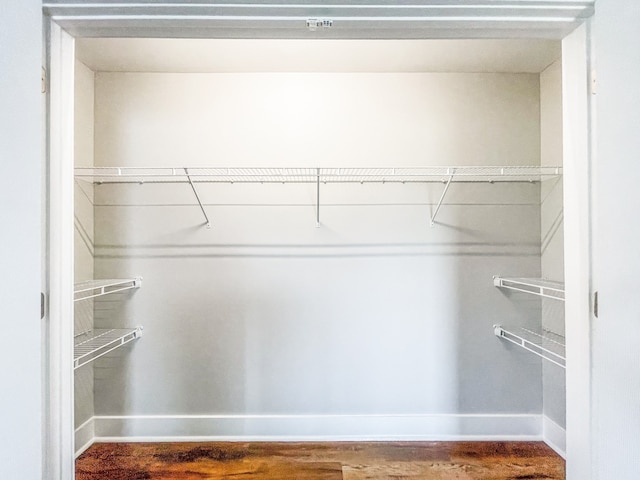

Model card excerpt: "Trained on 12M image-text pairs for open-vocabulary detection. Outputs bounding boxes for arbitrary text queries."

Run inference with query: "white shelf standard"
[494,325,565,369]
[493,276,565,301]
[74,327,143,370]
[74,278,142,302]
[75,166,562,227]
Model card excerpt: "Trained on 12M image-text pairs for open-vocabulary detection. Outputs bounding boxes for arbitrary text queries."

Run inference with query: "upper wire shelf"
[75,166,562,184]
[75,166,562,228]
[494,325,565,369]
[74,278,142,302]
[494,276,565,301]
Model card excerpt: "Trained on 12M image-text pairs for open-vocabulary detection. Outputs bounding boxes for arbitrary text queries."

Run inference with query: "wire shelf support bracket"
[185,168,211,229]
[494,325,565,369]
[74,277,142,302]
[494,276,565,301]
[430,169,455,227]
[315,167,321,228]
[73,327,143,370]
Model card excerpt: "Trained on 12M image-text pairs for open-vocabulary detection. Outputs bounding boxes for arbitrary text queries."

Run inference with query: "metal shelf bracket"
[185,168,211,229]
[430,170,454,227]
[315,167,321,228]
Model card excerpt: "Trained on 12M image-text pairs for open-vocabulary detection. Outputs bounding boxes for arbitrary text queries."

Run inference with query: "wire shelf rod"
[494,325,565,369]
[494,276,565,301]
[74,277,142,302]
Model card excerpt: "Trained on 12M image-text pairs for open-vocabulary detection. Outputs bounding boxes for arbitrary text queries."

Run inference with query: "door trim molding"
[561,20,594,480]
[44,4,594,479]
[43,1,594,39]
[47,20,76,480]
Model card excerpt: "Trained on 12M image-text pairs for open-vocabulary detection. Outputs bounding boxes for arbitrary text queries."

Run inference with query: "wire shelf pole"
[185,168,211,229]
[315,167,321,228]
[430,170,454,227]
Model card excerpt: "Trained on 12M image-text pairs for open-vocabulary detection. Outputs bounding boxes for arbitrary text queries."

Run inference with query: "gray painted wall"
[540,59,566,429]
[0,0,43,478]
[83,72,546,423]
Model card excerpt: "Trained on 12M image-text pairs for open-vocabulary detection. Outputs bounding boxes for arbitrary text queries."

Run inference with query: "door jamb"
[45,12,594,480]
[46,20,76,480]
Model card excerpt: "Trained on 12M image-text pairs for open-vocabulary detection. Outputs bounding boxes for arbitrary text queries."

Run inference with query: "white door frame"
[44,3,595,479]
[47,21,76,480]
[561,21,595,480]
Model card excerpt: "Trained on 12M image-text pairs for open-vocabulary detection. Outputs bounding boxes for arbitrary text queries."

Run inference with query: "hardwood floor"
[76,441,564,479]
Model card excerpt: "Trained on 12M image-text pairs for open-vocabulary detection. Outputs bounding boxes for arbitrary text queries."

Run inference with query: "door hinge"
[41,67,47,94]
[593,291,598,318]
[41,292,46,319]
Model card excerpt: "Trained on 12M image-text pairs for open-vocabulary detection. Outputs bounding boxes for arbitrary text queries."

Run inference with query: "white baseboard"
[75,417,95,458]
[542,415,566,458]
[90,413,542,442]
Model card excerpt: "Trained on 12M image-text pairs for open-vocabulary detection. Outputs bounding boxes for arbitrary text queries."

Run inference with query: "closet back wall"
[90,71,544,438]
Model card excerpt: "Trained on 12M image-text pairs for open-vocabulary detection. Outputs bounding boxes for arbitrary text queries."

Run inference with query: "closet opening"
[45,11,593,479]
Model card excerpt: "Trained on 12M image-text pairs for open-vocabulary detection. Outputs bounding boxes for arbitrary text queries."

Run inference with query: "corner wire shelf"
[74,277,142,302]
[493,276,565,301]
[75,166,562,228]
[494,325,565,369]
[74,327,143,370]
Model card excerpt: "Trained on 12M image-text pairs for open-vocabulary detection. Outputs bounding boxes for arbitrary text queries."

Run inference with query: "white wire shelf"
[493,276,565,301]
[74,278,142,302]
[75,166,561,228]
[494,325,565,369]
[74,327,143,370]
[75,166,562,184]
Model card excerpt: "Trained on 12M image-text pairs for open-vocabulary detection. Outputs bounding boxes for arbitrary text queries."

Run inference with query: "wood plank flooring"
[76,441,565,480]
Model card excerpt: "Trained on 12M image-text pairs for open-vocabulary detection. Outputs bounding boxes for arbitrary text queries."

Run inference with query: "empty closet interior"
[72,38,566,457]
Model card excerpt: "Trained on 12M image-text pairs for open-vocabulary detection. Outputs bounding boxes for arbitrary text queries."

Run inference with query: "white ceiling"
[76,38,561,74]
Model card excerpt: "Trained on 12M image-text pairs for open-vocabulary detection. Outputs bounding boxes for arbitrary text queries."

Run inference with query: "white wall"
[540,59,566,439]
[0,1,43,478]
[594,1,640,478]
[94,72,540,168]
[81,71,547,438]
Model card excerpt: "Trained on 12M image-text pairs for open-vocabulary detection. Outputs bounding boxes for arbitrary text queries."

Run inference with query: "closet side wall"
[91,72,545,438]
[540,59,566,441]
[73,59,95,446]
